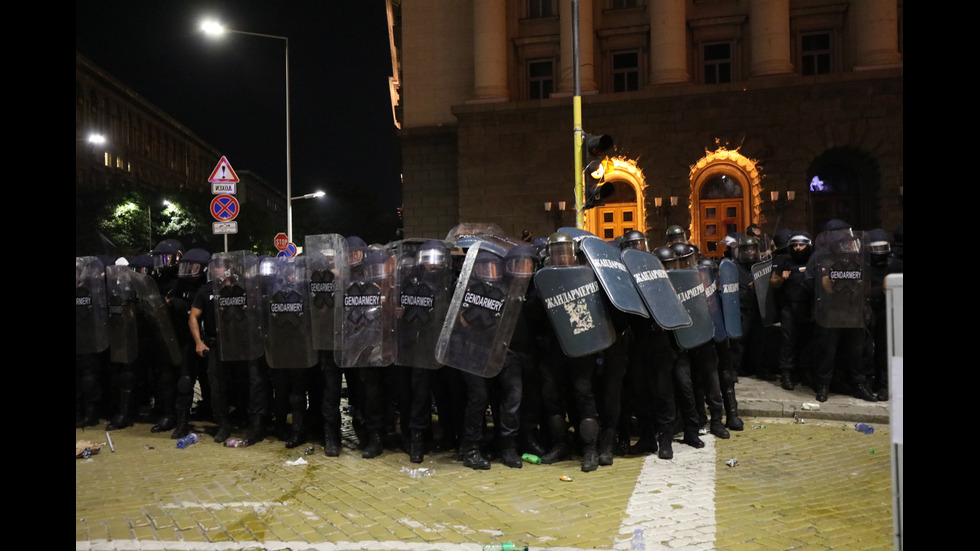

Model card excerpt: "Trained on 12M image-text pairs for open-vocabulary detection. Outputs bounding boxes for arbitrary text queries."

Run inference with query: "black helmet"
[697,257,717,270]
[505,245,537,277]
[665,225,687,244]
[151,239,184,272]
[346,235,367,266]
[474,249,504,282]
[823,219,851,232]
[772,227,793,251]
[738,236,760,264]
[546,232,577,267]
[364,249,391,279]
[866,228,892,259]
[653,245,678,269]
[129,254,154,274]
[670,242,696,268]
[788,232,813,262]
[621,230,648,251]
[418,239,448,268]
[178,248,211,279]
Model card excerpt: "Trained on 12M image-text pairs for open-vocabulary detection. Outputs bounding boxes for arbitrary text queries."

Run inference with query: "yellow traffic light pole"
[571,0,585,230]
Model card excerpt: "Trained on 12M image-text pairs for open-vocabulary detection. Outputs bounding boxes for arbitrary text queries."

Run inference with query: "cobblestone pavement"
[76,378,898,551]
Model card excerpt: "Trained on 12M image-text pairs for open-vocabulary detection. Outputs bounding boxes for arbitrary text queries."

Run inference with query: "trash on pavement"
[401,466,433,479]
[560,475,574,482]
[284,457,308,466]
[801,402,821,411]
[725,458,740,467]
[76,440,103,459]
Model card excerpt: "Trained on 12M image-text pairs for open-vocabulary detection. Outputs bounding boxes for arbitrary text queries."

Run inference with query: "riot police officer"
[865,228,902,401]
[770,232,815,391]
[730,236,771,380]
[77,256,109,428]
[158,248,211,437]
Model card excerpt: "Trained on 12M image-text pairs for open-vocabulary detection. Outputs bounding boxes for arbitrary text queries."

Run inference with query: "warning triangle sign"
[208,156,240,183]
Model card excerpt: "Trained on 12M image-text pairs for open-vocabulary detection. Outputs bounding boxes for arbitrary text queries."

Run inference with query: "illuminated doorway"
[689,147,763,259]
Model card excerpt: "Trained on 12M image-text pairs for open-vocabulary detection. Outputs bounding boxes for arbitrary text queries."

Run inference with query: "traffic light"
[582,133,614,209]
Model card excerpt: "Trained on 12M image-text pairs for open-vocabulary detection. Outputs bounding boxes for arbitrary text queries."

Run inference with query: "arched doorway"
[583,157,647,240]
[689,147,763,259]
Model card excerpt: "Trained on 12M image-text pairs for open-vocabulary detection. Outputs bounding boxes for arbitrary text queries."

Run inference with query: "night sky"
[76,0,402,242]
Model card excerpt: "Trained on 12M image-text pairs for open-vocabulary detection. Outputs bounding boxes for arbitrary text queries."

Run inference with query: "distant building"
[392,0,902,256]
[75,52,285,252]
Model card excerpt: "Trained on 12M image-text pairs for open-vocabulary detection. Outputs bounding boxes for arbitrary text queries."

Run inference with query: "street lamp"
[201,19,293,238]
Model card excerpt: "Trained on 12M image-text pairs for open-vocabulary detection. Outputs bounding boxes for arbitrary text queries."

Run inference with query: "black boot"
[76,404,99,428]
[214,423,233,443]
[171,412,190,439]
[875,385,889,402]
[579,418,599,472]
[597,428,617,466]
[629,426,658,455]
[520,429,547,457]
[656,431,673,460]
[709,409,730,439]
[151,415,176,433]
[540,415,571,464]
[462,444,491,470]
[815,384,829,402]
[499,435,522,469]
[723,389,744,431]
[246,416,266,445]
[682,430,705,449]
[853,383,878,402]
[362,432,383,458]
[780,370,795,391]
[323,424,340,457]
[105,380,134,431]
[409,430,425,464]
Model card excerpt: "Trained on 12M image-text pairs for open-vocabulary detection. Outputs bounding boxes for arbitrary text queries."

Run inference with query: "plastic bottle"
[225,439,247,448]
[631,528,646,550]
[521,453,541,464]
[176,433,200,449]
[482,544,527,551]
[854,423,874,435]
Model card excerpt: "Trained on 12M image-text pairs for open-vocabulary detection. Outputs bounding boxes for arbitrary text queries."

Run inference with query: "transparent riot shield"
[263,256,317,369]
[106,266,139,364]
[131,270,182,367]
[814,229,867,329]
[534,263,616,358]
[436,242,531,377]
[667,268,715,350]
[211,251,263,362]
[699,263,728,342]
[718,258,743,339]
[445,223,523,251]
[306,234,346,351]
[620,248,692,330]
[335,247,397,367]
[394,239,453,369]
[751,259,777,327]
[579,237,649,318]
[76,256,108,355]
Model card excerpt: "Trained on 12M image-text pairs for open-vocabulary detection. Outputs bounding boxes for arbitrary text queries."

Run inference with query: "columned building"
[394,0,902,255]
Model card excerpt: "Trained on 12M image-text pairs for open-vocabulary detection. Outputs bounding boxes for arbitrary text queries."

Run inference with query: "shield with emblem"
[751,259,777,327]
[718,258,743,338]
[262,256,317,369]
[666,268,715,350]
[211,251,263,362]
[335,246,397,367]
[579,236,649,318]
[533,263,616,357]
[394,238,453,369]
[305,234,346,351]
[813,229,867,329]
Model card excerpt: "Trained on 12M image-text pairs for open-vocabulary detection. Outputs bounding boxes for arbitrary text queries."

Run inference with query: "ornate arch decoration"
[583,156,648,237]
[688,146,763,247]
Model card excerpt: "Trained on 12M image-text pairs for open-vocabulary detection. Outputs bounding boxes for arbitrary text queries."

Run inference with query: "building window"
[612,51,640,92]
[703,42,732,84]
[528,0,556,18]
[528,59,555,99]
[800,32,831,75]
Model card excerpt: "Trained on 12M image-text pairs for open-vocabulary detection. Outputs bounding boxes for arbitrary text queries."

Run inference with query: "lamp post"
[201,20,293,237]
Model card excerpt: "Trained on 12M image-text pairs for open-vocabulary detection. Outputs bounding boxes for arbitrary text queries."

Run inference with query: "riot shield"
[579,237,649,318]
[263,256,317,369]
[335,247,397,367]
[305,234,346,351]
[132,269,182,367]
[718,258,743,339]
[394,239,453,369]
[106,266,139,364]
[76,256,108,355]
[534,264,616,358]
[436,242,530,377]
[813,229,866,328]
[751,259,777,327]
[211,251,263,362]
[667,268,715,350]
[699,264,727,342]
[620,248,692,330]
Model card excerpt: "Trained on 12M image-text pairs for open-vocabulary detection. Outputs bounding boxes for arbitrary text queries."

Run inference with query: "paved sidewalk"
[76,376,897,551]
